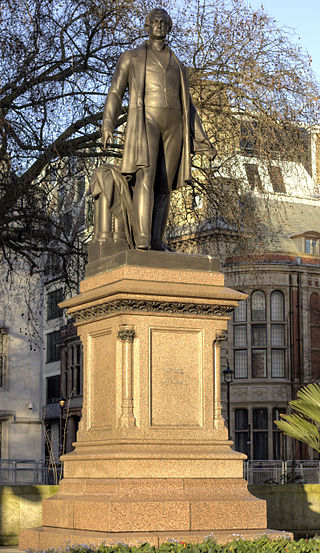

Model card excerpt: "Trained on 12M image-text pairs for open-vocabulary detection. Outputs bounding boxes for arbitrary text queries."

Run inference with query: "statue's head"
[145,8,172,39]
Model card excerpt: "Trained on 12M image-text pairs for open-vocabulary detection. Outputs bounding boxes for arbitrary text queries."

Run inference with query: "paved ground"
[0,548,22,553]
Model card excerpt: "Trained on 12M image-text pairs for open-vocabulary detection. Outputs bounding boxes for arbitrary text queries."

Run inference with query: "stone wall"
[0,485,58,545]
[2,484,320,545]
[249,484,320,537]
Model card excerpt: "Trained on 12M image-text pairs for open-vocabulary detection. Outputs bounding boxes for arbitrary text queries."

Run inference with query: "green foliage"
[38,537,320,553]
[274,383,320,453]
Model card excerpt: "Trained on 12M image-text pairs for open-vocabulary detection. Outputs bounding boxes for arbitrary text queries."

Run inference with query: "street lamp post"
[223,362,234,441]
[58,397,66,456]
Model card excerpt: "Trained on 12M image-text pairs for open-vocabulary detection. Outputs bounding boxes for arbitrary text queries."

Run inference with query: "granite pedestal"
[20,251,290,549]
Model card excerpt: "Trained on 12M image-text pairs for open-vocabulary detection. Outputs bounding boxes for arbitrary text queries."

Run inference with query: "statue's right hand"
[103,130,113,150]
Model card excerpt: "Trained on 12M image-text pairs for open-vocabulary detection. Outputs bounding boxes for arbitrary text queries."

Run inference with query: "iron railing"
[0,459,63,485]
[0,458,319,485]
[244,460,320,484]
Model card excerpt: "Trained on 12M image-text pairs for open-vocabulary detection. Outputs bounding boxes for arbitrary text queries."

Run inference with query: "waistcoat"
[144,45,181,110]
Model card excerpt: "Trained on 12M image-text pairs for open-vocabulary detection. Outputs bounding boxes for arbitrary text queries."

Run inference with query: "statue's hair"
[145,8,172,31]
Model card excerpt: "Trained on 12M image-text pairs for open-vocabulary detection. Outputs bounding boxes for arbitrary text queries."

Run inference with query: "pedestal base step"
[40,477,268,534]
[20,526,293,551]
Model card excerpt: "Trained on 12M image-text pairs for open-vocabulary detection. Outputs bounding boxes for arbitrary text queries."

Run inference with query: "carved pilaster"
[213,330,227,430]
[118,325,136,429]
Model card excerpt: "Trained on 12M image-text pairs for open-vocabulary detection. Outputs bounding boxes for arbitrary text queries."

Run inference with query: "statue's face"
[147,13,170,40]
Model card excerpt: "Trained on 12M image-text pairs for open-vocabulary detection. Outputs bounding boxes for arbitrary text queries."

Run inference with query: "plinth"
[20,251,289,550]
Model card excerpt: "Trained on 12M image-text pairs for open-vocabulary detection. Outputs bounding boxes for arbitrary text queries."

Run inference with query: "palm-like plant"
[275,383,320,453]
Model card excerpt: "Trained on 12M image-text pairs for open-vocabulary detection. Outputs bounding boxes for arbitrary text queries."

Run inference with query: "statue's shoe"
[136,243,150,250]
[151,242,173,252]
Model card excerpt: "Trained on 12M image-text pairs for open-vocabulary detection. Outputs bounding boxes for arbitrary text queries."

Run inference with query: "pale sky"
[246,0,320,81]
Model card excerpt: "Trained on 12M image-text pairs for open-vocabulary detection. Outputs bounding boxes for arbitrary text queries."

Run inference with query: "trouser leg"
[151,109,182,250]
[95,194,113,241]
[151,192,172,250]
[133,114,160,249]
[133,168,154,248]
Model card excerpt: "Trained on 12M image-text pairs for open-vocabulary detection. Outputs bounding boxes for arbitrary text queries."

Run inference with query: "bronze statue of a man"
[102,8,216,251]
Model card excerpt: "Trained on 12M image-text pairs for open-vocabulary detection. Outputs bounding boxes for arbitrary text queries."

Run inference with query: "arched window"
[270,291,285,378]
[251,291,267,378]
[270,291,284,321]
[233,299,248,378]
[234,299,247,322]
[251,291,266,321]
[231,289,287,382]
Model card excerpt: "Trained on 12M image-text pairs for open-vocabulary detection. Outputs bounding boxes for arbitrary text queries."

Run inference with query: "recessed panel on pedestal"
[150,328,203,427]
[88,329,113,429]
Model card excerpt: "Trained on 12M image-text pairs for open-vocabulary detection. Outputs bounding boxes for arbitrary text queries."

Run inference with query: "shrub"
[38,537,320,553]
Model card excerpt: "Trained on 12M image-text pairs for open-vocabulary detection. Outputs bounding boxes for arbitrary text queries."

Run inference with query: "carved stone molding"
[74,299,233,323]
[118,328,135,342]
[214,330,228,344]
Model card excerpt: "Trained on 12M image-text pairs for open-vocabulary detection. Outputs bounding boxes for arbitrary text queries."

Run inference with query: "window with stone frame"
[270,291,285,378]
[252,408,268,459]
[305,238,319,255]
[273,407,286,460]
[251,290,266,321]
[268,166,286,194]
[71,343,82,397]
[233,407,287,460]
[235,408,249,456]
[62,340,82,398]
[244,163,263,192]
[46,331,60,363]
[251,291,267,378]
[47,288,64,320]
[233,299,248,379]
[46,374,60,404]
[231,290,286,380]
[252,349,267,378]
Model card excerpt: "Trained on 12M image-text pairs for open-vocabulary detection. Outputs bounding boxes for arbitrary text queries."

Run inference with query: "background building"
[59,320,83,454]
[2,123,320,474]
[0,265,43,466]
[224,198,320,461]
[168,125,320,463]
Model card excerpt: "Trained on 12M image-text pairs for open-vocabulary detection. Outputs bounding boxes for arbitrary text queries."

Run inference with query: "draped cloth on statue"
[90,163,136,248]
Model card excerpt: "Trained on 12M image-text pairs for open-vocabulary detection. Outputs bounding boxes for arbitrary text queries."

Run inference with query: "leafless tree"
[168,0,320,258]
[0,0,319,272]
[0,0,155,275]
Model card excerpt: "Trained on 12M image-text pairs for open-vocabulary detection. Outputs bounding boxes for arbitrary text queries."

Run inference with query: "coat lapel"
[131,42,147,102]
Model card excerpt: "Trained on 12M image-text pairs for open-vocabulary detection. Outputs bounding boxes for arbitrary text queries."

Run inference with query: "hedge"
[40,537,320,553]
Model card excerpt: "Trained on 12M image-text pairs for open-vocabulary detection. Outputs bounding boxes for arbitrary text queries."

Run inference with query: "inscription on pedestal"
[150,328,202,427]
